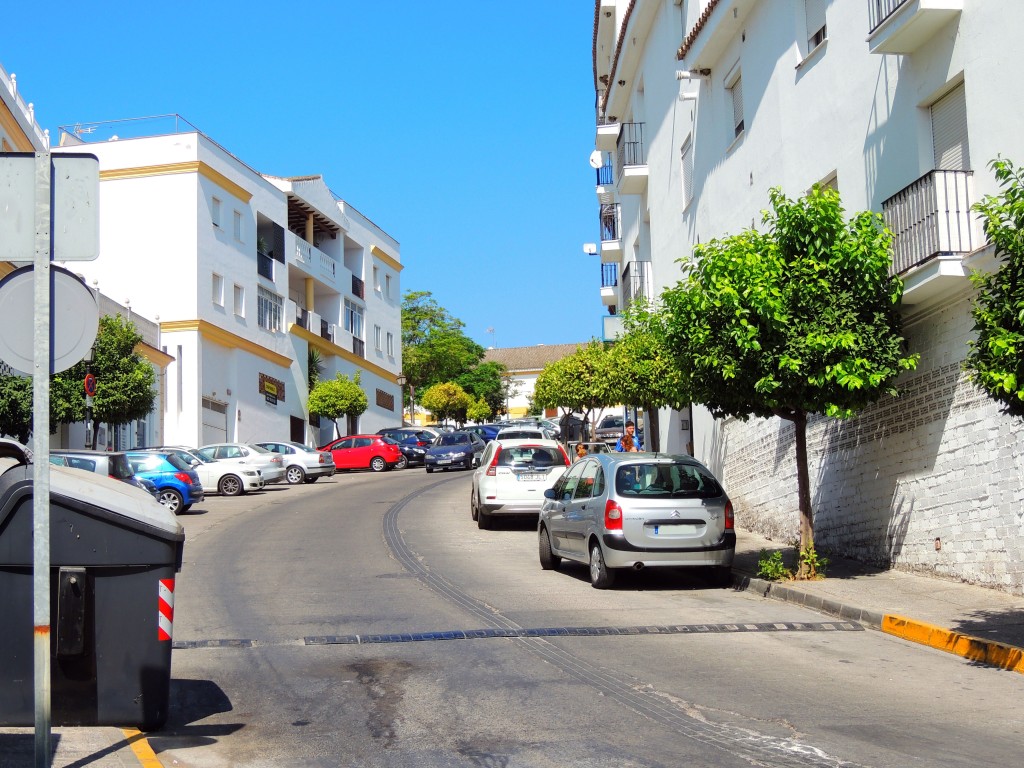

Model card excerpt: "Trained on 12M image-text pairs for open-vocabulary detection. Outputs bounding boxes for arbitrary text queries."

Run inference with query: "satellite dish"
[589,150,604,169]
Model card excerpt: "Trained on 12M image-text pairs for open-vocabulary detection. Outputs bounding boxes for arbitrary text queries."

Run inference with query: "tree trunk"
[644,404,660,452]
[791,410,815,578]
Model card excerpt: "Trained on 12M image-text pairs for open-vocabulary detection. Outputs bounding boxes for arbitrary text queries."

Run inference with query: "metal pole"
[32,152,53,765]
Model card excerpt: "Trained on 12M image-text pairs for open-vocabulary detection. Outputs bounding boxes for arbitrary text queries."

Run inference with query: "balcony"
[600,203,622,263]
[320,319,335,343]
[596,118,619,152]
[601,263,618,306]
[352,337,366,358]
[867,0,963,55]
[351,275,365,300]
[292,236,339,282]
[883,169,979,304]
[616,122,648,195]
[621,260,651,310]
[257,250,274,281]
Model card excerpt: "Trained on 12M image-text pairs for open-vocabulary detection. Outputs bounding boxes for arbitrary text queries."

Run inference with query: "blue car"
[126,450,204,514]
[463,424,503,443]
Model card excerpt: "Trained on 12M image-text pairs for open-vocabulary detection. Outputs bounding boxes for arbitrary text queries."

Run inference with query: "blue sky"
[3,2,603,350]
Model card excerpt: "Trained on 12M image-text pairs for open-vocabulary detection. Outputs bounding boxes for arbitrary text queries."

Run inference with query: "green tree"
[965,157,1024,417]
[420,382,473,426]
[456,361,508,417]
[466,396,492,423]
[659,186,918,572]
[0,375,33,443]
[307,371,368,435]
[401,291,484,417]
[533,341,615,436]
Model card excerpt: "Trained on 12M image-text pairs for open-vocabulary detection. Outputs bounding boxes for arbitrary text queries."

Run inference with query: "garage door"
[202,397,228,445]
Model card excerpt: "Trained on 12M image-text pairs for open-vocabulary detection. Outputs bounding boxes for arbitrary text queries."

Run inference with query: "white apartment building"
[592,1,1024,594]
[55,116,403,448]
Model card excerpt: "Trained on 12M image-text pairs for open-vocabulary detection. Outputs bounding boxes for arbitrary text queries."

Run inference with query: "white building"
[55,116,403,448]
[592,1,1024,593]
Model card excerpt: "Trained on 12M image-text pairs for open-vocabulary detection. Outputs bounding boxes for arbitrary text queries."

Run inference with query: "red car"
[318,434,402,472]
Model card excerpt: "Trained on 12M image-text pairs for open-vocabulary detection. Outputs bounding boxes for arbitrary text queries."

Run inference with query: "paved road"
[146,470,1022,767]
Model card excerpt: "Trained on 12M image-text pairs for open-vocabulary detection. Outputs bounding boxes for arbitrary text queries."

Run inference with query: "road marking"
[122,728,164,767]
[882,614,1024,674]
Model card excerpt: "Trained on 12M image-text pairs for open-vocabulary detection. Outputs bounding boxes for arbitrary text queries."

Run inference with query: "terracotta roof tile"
[483,343,586,373]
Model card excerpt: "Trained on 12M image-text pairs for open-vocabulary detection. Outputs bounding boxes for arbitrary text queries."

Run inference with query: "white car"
[254,440,336,484]
[145,446,265,496]
[470,438,571,529]
[494,425,555,441]
[197,442,287,485]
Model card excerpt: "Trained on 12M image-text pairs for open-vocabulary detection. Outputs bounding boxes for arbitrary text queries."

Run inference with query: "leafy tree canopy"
[420,382,472,426]
[533,341,616,430]
[456,361,508,416]
[307,371,368,432]
[401,291,484,393]
[965,157,1024,417]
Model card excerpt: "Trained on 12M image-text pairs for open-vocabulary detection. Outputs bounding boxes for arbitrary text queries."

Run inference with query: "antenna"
[589,150,604,169]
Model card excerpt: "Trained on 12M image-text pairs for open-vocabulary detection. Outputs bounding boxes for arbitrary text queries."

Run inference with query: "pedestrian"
[615,420,641,452]
[575,443,588,461]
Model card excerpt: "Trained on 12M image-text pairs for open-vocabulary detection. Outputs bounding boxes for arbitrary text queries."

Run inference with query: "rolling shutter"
[931,83,970,171]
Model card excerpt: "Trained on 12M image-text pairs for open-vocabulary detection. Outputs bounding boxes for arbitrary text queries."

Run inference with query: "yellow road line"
[121,728,164,767]
[882,615,1024,673]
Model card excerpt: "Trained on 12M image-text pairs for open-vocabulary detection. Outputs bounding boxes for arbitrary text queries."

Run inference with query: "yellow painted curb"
[121,728,164,767]
[882,615,1024,673]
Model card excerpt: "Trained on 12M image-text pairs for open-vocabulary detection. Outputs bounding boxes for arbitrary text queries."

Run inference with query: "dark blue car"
[463,424,503,443]
[126,450,204,514]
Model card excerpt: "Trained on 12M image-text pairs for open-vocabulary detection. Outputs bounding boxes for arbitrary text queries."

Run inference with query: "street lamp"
[396,373,408,425]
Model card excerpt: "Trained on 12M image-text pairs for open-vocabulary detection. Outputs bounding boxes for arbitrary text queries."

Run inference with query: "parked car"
[49,449,160,499]
[470,438,571,529]
[125,450,204,514]
[594,414,625,446]
[143,446,265,497]
[377,426,443,442]
[376,428,436,468]
[318,434,403,472]
[253,440,336,484]
[462,424,503,443]
[538,453,735,589]
[424,431,487,473]
[197,442,287,485]
[495,425,555,441]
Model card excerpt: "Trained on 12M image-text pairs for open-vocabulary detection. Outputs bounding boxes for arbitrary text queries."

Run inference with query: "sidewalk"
[0,726,158,768]
[731,528,1024,673]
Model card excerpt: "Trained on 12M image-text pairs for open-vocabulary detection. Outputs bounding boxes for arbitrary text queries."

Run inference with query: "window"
[233,284,244,316]
[257,286,283,332]
[680,136,693,207]
[385,274,392,298]
[805,0,827,50]
[726,72,744,139]
[344,298,364,339]
[374,324,382,352]
[233,210,243,241]
[373,265,380,292]
[212,197,222,228]
[386,331,394,357]
[212,273,224,306]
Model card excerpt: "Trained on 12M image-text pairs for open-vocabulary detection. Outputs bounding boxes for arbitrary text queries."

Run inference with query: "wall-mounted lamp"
[676,69,711,80]
[678,92,700,102]
[226,388,232,396]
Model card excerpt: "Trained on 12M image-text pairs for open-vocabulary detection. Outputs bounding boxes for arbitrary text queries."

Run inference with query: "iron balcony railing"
[596,158,614,186]
[296,306,310,330]
[600,203,620,242]
[601,263,618,288]
[320,319,333,342]
[621,261,651,309]
[868,0,909,33]
[257,250,274,281]
[882,169,977,275]
[352,275,365,299]
[616,122,646,178]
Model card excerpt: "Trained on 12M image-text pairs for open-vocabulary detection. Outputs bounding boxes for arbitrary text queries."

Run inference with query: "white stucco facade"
[55,119,403,448]
[592,1,1024,593]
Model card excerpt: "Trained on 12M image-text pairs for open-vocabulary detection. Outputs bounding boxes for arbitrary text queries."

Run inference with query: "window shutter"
[731,77,744,136]
[931,83,970,171]
[805,0,827,45]
[681,137,693,205]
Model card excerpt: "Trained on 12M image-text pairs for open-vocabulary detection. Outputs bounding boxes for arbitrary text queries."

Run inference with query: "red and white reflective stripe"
[158,578,175,641]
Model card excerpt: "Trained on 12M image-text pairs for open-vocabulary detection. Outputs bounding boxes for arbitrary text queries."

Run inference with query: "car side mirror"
[543,488,556,500]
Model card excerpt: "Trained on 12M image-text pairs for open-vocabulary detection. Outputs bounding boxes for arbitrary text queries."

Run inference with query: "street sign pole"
[31,152,53,765]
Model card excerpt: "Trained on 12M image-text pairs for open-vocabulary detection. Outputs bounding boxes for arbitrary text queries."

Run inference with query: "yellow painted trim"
[160,319,293,368]
[121,728,165,767]
[0,108,35,151]
[370,244,404,272]
[100,161,253,203]
[136,341,175,368]
[290,324,399,382]
[882,614,1024,674]
[0,262,15,279]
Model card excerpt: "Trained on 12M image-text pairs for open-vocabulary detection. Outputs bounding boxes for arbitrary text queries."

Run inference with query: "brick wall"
[719,294,1024,595]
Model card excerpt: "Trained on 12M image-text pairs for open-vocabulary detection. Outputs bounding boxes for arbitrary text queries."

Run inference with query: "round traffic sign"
[84,373,97,397]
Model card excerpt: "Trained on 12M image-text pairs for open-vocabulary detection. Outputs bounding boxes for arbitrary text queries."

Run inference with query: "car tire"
[180,503,192,514]
[477,508,491,530]
[464,456,473,470]
[370,456,387,472]
[426,466,434,474]
[219,474,243,497]
[539,527,560,570]
[589,543,615,589]
[470,490,479,521]
[158,489,184,514]
[286,465,306,485]
[395,455,409,471]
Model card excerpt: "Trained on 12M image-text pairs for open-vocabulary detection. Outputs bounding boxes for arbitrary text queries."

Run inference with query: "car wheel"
[158,489,184,514]
[426,466,434,474]
[539,526,560,570]
[470,489,479,521]
[464,456,473,470]
[219,474,243,497]
[286,465,306,484]
[304,476,319,483]
[370,456,387,472]
[589,542,615,589]
[477,508,491,530]
[395,455,409,471]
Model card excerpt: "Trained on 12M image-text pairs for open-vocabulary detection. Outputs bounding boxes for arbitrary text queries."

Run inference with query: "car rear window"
[497,430,543,440]
[497,445,566,468]
[599,416,623,429]
[615,462,722,499]
[108,454,134,480]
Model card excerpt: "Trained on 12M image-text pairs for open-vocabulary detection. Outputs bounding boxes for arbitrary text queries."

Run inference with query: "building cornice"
[136,341,175,368]
[290,324,399,382]
[160,319,292,367]
[100,161,253,203]
[370,244,403,272]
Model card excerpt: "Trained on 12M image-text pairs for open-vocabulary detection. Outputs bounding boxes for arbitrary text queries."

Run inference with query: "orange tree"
[659,186,918,574]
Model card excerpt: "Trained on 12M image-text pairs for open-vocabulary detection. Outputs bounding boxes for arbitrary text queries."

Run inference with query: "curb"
[732,572,1024,674]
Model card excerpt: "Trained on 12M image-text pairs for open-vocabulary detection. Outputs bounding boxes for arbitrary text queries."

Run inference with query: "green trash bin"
[0,443,184,731]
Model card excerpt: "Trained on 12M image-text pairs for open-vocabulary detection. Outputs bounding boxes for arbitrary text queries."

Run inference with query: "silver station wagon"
[538,452,735,588]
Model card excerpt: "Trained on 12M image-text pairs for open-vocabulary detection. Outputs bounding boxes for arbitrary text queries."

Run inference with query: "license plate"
[519,473,545,482]
[652,524,699,535]
[437,459,452,465]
